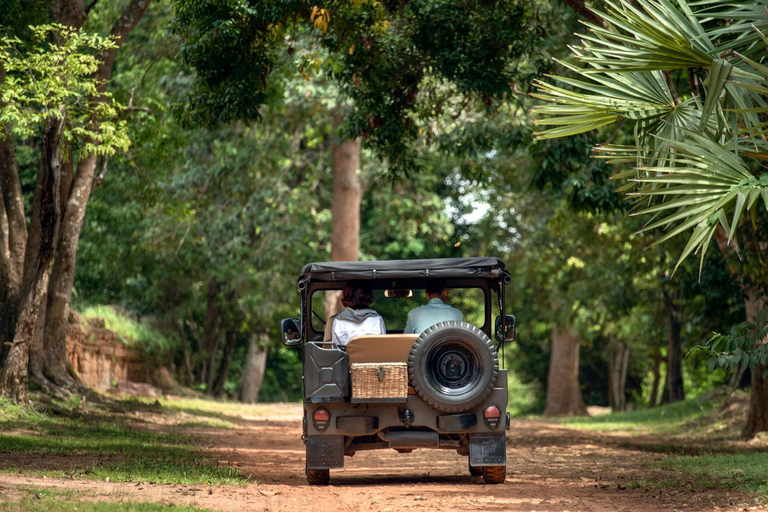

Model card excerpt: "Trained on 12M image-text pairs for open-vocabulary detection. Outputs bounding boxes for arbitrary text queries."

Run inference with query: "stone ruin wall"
[66,311,150,392]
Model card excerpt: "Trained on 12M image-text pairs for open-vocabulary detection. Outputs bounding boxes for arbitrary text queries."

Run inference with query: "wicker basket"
[351,362,408,402]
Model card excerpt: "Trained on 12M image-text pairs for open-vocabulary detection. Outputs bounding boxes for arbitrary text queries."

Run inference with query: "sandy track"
[0,404,755,511]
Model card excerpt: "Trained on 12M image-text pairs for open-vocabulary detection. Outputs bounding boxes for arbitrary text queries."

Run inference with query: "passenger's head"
[425,280,447,301]
[341,280,375,309]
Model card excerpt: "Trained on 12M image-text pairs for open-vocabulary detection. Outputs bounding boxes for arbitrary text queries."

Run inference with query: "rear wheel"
[468,459,483,477]
[306,467,330,485]
[482,465,506,484]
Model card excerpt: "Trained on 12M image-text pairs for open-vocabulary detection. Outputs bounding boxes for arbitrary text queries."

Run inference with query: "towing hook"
[400,409,414,427]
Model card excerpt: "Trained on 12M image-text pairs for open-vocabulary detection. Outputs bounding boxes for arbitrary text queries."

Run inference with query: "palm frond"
[531,0,768,271]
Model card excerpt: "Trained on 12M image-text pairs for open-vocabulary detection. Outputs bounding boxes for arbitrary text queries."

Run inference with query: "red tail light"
[312,407,330,431]
[483,405,501,429]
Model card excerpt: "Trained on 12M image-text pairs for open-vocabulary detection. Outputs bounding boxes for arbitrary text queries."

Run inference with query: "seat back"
[346,334,419,364]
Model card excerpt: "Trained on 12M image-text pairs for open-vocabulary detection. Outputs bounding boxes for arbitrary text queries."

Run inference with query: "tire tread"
[306,468,330,485]
[482,465,506,484]
[408,321,499,413]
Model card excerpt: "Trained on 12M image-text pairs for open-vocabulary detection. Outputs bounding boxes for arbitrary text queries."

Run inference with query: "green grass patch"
[78,305,177,353]
[177,417,236,429]
[661,453,768,497]
[559,394,719,435]
[158,397,281,416]
[0,397,249,486]
[20,460,246,486]
[0,495,214,512]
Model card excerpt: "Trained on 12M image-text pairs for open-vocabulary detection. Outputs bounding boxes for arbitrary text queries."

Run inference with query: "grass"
[156,396,299,426]
[662,453,768,496]
[78,305,177,353]
[0,494,214,512]
[0,397,249,485]
[560,389,768,501]
[559,392,721,435]
[158,397,283,416]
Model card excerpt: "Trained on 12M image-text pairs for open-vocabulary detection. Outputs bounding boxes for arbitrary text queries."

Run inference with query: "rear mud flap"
[469,433,506,467]
[306,436,344,469]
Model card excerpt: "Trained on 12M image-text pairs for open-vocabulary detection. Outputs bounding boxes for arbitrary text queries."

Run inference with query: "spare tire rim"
[425,339,481,395]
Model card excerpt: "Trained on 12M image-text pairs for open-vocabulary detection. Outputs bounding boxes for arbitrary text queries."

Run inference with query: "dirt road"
[0,403,755,511]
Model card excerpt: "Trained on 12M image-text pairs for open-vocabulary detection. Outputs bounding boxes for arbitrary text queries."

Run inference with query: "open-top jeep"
[281,257,515,485]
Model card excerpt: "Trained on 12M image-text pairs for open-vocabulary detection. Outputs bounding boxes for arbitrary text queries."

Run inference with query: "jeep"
[281,257,515,485]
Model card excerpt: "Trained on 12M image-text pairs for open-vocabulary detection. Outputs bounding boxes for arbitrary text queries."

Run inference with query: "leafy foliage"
[532,0,768,271]
[0,24,129,156]
[170,0,540,172]
[79,305,179,355]
[691,310,768,377]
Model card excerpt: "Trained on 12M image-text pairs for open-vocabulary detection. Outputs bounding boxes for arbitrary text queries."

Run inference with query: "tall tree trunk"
[200,278,221,389]
[661,286,684,404]
[211,330,237,397]
[713,225,768,438]
[27,0,152,394]
[741,289,768,439]
[239,333,268,403]
[649,350,663,407]
[27,290,49,389]
[0,71,28,360]
[729,362,750,389]
[543,324,587,417]
[173,318,194,386]
[323,137,362,322]
[0,118,64,402]
[608,341,630,412]
[33,155,96,392]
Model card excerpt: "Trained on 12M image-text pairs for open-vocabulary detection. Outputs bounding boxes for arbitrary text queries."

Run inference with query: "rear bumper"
[305,431,507,469]
[304,370,508,436]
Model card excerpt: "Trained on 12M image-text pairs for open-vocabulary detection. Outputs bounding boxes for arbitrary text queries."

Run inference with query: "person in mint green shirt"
[404,279,463,334]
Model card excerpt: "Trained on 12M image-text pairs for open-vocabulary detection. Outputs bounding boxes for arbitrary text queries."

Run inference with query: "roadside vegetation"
[0,396,248,485]
[561,389,768,500]
[78,306,179,355]
[0,493,213,512]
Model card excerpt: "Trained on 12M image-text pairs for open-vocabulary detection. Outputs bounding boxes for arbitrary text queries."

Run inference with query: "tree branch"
[0,65,28,281]
[51,0,87,27]
[663,70,680,105]
[688,69,700,99]
[117,88,154,120]
[96,0,153,84]
[92,155,109,189]
[560,0,608,28]
[84,0,101,15]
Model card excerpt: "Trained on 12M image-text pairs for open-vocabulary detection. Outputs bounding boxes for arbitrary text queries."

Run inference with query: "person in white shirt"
[329,281,386,349]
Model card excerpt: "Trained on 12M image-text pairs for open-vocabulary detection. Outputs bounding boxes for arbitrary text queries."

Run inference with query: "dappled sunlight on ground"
[0,399,761,511]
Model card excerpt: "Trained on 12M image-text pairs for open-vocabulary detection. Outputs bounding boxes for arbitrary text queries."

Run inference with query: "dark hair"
[341,281,374,309]
[425,279,447,297]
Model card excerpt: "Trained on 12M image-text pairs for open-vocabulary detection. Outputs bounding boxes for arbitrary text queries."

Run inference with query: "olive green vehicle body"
[282,258,515,484]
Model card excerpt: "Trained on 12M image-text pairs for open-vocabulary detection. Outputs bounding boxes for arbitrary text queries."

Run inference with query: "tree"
[171,0,541,170]
[533,0,768,433]
[0,25,130,401]
[171,0,544,347]
[0,0,152,400]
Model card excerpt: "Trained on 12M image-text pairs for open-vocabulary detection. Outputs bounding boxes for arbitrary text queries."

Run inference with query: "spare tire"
[408,321,499,413]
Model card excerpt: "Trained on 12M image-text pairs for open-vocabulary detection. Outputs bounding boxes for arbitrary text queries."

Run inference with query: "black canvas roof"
[298,257,509,284]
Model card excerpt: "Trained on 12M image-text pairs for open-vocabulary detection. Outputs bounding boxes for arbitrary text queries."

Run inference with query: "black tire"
[306,467,330,485]
[482,465,506,484]
[408,321,499,413]
[468,460,483,477]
